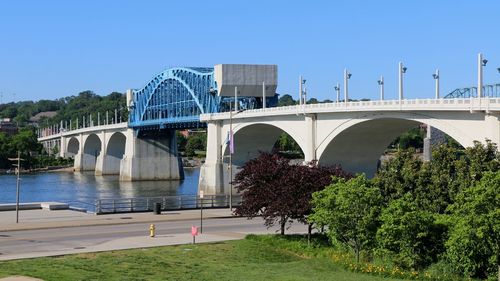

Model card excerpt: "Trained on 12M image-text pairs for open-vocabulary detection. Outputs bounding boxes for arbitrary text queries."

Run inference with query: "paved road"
[0,217,308,261]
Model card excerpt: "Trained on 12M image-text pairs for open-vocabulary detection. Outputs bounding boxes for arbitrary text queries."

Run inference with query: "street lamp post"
[9,151,24,223]
[229,106,233,211]
[377,76,384,100]
[199,190,204,233]
[334,83,340,103]
[262,81,266,109]
[478,53,484,98]
[433,69,440,99]
[399,62,407,101]
[344,69,351,103]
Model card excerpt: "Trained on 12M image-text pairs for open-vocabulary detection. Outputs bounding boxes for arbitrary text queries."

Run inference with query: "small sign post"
[199,191,204,233]
[191,226,198,244]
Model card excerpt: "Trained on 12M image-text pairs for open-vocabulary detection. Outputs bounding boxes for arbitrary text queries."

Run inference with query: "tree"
[391,127,424,149]
[10,128,42,168]
[309,175,382,262]
[376,195,447,269]
[234,152,349,235]
[0,132,12,169]
[185,133,206,157]
[445,171,500,280]
[307,98,319,104]
[372,148,423,205]
[274,132,302,155]
[278,94,297,106]
[176,131,188,152]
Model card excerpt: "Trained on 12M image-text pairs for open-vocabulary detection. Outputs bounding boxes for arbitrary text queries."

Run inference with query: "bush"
[445,171,500,280]
[376,195,447,269]
[309,175,382,263]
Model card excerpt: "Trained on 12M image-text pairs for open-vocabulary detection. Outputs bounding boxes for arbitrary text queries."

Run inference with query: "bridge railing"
[94,194,242,214]
[201,97,500,121]
[37,109,127,139]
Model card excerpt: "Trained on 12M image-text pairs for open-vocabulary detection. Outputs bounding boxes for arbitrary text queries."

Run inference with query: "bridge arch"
[94,132,127,175]
[129,67,217,129]
[66,137,80,157]
[106,132,126,159]
[82,133,102,171]
[222,122,306,166]
[316,112,477,177]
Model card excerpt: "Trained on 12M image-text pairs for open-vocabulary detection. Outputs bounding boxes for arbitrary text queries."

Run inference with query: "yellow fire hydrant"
[149,224,155,238]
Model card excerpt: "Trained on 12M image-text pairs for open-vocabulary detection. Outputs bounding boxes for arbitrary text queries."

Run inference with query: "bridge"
[37,63,500,195]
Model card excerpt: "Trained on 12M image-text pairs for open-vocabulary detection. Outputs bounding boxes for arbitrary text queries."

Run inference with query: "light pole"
[334,83,340,103]
[343,68,351,103]
[299,76,306,105]
[433,69,440,99]
[199,190,204,233]
[262,81,266,109]
[228,88,245,212]
[399,62,407,101]
[9,151,24,223]
[478,53,487,98]
[377,76,384,100]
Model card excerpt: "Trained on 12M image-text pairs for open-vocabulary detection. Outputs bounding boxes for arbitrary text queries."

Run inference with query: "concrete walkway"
[0,208,309,262]
[0,208,234,232]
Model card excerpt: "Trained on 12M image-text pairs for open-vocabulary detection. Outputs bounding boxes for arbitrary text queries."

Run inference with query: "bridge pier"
[199,122,225,194]
[119,129,184,181]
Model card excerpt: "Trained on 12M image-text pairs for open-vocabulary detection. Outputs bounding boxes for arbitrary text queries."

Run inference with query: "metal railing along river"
[93,194,242,214]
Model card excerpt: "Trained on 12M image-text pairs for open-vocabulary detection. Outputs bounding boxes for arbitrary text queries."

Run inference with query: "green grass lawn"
[0,235,406,281]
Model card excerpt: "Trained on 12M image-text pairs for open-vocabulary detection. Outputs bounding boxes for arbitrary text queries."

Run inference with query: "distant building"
[29,111,57,126]
[0,118,18,136]
[179,129,206,138]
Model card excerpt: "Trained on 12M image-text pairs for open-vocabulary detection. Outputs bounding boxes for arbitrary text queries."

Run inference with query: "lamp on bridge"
[343,69,352,103]
[334,83,340,103]
[432,69,440,99]
[398,62,407,101]
[497,67,500,74]
[299,76,306,106]
[478,53,488,98]
[377,76,384,100]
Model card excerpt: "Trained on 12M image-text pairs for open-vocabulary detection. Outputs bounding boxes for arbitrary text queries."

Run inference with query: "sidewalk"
[0,230,254,261]
[0,208,235,232]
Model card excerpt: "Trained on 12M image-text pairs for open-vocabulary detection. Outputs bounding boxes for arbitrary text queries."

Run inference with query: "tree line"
[234,141,499,280]
[0,91,127,127]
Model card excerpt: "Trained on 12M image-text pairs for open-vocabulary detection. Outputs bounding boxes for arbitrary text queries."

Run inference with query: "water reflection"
[0,168,200,209]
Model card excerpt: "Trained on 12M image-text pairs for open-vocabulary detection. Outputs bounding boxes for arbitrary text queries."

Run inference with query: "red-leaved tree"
[234,152,351,235]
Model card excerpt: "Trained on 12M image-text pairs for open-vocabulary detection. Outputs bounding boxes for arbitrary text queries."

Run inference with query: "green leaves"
[376,195,446,269]
[309,175,382,262]
[445,171,500,279]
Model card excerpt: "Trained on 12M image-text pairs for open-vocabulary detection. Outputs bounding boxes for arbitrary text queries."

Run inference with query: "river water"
[0,168,200,210]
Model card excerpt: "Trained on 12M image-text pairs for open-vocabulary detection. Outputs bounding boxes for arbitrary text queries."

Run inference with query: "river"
[0,168,200,211]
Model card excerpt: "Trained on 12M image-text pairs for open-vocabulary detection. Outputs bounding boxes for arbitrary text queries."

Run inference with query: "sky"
[0,0,499,103]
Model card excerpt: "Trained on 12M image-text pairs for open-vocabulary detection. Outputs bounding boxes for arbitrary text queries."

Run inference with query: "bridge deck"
[201,97,500,121]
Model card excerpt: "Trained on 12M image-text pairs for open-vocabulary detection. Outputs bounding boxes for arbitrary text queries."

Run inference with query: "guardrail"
[201,97,500,121]
[95,194,242,214]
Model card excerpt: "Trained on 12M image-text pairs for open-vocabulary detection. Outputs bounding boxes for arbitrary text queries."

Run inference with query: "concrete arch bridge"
[37,64,500,195]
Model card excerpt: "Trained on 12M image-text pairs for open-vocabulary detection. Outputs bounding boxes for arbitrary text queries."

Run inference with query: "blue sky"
[0,1,499,103]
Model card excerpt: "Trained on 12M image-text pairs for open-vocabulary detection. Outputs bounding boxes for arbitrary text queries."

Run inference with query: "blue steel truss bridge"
[128,65,278,131]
